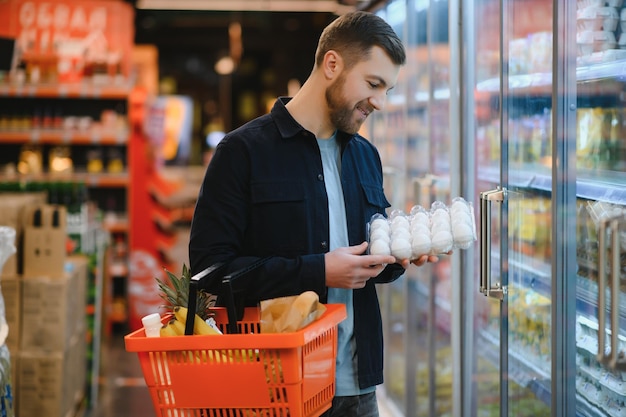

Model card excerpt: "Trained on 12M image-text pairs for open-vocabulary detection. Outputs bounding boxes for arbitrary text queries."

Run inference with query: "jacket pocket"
[361,183,390,211]
[250,180,308,253]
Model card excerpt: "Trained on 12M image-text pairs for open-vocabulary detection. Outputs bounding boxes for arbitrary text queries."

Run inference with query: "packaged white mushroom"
[449,197,477,249]
[367,214,392,256]
[409,205,432,257]
[366,197,477,261]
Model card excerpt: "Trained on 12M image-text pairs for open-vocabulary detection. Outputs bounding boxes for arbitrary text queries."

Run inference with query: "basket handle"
[221,257,273,334]
[186,262,227,336]
[186,257,272,335]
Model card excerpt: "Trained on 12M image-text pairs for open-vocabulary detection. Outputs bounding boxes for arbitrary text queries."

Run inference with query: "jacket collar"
[271,97,355,146]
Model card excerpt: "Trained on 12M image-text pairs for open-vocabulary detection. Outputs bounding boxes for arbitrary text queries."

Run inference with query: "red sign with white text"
[0,0,134,79]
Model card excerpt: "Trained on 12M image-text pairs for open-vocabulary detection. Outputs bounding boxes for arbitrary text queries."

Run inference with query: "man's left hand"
[399,251,451,269]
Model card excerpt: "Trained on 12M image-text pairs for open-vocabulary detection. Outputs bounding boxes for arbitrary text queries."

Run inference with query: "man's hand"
[399,251,452,269]
[325,241,395,289]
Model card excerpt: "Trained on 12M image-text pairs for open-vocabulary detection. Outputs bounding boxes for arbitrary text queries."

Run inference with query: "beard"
[325,74,369,135]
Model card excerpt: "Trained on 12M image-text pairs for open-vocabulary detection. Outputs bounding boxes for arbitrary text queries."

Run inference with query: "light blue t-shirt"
[317,133,375,396]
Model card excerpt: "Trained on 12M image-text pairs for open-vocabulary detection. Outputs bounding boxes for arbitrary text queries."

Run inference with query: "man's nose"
[369,93,386,111]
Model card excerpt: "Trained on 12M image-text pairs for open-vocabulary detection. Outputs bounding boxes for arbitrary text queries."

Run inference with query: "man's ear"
[322,50,343,80]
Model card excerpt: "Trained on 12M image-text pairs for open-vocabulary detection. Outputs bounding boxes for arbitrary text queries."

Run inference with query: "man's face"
[325,46,400,134]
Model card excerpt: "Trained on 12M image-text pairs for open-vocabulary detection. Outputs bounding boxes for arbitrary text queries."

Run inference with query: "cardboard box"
[2,276,21,354]
[23,204,67,278]
[0,192,48,277]
[20,256,87,352]
[16,331,86,417]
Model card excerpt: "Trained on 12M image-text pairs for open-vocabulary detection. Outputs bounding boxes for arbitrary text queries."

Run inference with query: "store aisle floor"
[86,332,397,417]
[86,332,153,417]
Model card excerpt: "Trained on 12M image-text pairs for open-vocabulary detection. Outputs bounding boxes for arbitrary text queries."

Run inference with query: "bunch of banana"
[159,318,184,336]
[159,306,222,337]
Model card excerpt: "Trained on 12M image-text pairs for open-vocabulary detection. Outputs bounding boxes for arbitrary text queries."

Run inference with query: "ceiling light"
[136,0,355,13]
[215,56,235,75]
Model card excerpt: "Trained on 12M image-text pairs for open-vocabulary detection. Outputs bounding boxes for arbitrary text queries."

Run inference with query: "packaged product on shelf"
[0,226,15,344]
[367,197,477,261]
[86,148,104,173]
[509,37,530,75]
[576,108,602,169]
[0,227,16,417]
[528,31,553,73]
[17,144,43,174]
[106,148,124,173]
[48,145,73,174]
[576,5,619,32]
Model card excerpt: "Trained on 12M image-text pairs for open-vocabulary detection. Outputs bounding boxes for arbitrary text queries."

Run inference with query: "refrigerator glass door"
[403,0,454,415]
[371,1,411,413]
[475,0,555,415]
[502,0,553,416]
[502,0,554,414]
[373,1,455,415]
[472,0,503,415]
[574,0,626,412]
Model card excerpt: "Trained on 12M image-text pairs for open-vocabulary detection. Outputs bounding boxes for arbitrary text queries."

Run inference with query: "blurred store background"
[2,0,626,417]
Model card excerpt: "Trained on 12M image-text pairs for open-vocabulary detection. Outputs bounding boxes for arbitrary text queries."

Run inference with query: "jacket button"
[321,241,328,249]
[317,174,324,181]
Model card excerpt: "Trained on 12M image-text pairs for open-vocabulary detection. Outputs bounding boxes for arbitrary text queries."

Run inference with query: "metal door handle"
[598,214,626,371]
[479,188,505,299]
[412,175,435,208]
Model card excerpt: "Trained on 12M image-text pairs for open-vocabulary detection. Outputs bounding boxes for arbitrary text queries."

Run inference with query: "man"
[189,10,440,416]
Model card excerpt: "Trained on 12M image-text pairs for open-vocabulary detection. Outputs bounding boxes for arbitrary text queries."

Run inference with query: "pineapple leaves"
[156,264,216,320]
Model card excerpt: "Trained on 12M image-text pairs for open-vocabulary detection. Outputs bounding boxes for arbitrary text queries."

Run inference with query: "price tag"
[0,84,8,96]
[30,130,40,143]
[27,85,36,97]
[91,131,101,144]
[58,85,68,97]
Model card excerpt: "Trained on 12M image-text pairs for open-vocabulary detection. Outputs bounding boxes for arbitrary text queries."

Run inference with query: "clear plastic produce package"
[367,197,477,261]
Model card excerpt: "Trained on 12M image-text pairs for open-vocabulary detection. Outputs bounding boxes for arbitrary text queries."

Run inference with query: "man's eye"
[368,82,380,89]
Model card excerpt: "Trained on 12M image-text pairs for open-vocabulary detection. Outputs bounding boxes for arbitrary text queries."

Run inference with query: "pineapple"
[156,264,217,320]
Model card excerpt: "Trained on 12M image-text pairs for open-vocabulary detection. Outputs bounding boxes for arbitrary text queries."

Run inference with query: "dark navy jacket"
[189,97,405,389]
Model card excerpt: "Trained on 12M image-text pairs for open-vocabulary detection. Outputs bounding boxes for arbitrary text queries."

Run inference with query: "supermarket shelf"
[478,165,626,205]
[476,72,552,94]
[577,360,626,400]
[152,204,194,231]
[479,329,602,416]
[577,394,619,417]
[577,58,626,83]
[476,58,626,94]
[103,218,129,234]
[0,172,129,187]
[494,251,626,327]
[409,274,453,336]
[479,328,553,407]
[0,81,131,99]
[0,129,128,145]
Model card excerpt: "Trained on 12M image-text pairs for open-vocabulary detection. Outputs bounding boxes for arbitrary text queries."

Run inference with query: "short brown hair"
[315,11,406,69]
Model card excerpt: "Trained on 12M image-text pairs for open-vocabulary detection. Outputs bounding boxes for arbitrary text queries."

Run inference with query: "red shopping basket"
[125,259,347,417]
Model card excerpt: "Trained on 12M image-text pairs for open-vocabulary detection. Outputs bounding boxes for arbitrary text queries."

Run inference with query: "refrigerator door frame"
[474,0,578,415]
[551,0,577,416]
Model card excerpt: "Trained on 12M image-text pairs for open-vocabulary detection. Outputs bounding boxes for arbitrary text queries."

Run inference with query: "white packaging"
[141,313,162,337]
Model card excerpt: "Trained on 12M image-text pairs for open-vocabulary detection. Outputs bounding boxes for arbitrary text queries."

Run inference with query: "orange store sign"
[11,2,108,52]
[0,0,134,80]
